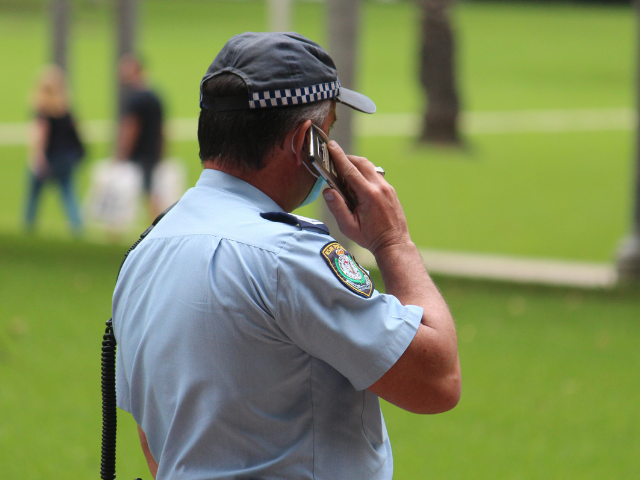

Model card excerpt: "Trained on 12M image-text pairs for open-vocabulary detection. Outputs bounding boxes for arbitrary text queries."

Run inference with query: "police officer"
[113,32,461,480]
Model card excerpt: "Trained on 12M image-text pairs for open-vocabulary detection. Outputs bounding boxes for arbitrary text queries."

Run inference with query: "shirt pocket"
[361,390,389,449]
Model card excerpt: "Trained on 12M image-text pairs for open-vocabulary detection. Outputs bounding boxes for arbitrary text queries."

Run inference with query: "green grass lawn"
[1,2,639,478]
[1,1,633,120]
[1,234,638,479]
[0,0,636,260]
[387,277,640,479]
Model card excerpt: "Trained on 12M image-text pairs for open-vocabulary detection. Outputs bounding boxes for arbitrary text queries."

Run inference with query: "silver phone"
[306,124,359,212]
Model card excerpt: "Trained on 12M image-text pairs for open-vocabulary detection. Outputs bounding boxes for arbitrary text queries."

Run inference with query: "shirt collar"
[196,168,284,213]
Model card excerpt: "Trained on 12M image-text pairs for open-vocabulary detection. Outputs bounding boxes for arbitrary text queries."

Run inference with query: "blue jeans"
[24,162,82,234]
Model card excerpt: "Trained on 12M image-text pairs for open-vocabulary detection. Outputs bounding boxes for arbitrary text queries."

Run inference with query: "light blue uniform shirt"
[113,169,423,480]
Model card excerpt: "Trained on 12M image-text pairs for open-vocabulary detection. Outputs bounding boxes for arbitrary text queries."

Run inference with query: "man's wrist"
[371,238,417,262]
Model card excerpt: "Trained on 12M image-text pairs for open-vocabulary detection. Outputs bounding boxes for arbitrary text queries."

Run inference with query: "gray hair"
[198,73,333,171]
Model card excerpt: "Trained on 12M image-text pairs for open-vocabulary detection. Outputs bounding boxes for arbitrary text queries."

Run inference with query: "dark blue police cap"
[200,32,376,114]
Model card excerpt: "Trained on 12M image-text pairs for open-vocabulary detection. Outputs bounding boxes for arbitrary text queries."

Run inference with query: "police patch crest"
[321,242,374,298]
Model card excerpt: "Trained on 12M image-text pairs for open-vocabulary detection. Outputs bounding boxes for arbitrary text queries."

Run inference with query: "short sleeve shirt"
[113,169,422,480]
[122,88,163,164]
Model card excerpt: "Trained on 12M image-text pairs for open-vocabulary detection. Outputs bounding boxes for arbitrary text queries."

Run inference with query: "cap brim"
[336,87,376,114]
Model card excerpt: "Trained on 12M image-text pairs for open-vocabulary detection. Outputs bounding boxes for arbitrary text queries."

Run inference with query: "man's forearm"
[138,425,158,479]
[374,240,455,335]
[115,115,140,161]
[369,240,461,414]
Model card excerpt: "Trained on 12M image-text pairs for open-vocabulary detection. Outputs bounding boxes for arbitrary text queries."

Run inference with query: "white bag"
[150,158,187,212]
[85,159,143,232]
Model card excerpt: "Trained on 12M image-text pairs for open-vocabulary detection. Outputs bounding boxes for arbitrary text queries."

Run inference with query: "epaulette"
[260,211,330,235]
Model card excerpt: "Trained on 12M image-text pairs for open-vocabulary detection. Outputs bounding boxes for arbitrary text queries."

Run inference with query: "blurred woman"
[25,65,84,234]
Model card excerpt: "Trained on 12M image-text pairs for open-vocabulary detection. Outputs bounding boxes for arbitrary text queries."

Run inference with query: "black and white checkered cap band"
[249,81,339,109]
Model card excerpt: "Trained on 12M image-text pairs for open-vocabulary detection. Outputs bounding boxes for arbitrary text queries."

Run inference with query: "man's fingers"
[328,141,369,190]
[347,154,384,184]
[328,141,383,187]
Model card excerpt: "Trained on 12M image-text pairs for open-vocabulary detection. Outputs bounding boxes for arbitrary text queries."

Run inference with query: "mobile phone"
[306,124,359,212]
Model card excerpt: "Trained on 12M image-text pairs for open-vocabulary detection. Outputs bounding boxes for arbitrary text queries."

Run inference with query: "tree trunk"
[418,0,462,145]
[323,0,360,248]
[51,0,70,72]
[116,0,138,115]
[616,0,640,281]
[268,0,292,32]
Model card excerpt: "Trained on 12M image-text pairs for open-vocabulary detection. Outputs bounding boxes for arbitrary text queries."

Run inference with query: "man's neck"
[203,155,307,213]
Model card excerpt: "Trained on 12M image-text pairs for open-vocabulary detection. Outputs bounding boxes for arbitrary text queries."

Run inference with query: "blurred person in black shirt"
[25,65,84,235]
[115,55,165,217]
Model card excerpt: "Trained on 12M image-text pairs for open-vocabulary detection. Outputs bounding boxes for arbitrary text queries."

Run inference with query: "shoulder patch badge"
[321,241,374,298]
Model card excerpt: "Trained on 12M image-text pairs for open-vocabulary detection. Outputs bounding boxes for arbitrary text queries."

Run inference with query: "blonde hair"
[31,65,69,117]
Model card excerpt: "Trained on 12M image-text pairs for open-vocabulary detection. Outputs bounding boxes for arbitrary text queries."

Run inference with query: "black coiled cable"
[101,318,118,480]
[100,202,175,480]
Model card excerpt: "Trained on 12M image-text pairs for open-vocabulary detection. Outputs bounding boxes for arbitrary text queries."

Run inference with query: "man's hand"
[322,141,411,256]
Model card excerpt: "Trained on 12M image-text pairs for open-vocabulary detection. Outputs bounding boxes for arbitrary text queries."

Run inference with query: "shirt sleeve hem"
[352,304,424,391]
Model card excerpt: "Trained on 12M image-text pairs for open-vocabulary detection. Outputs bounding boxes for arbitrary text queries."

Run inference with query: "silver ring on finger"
[374,166,385,176]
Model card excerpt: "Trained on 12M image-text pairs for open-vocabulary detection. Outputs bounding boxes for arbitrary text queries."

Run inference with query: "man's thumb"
[323,188,349,219]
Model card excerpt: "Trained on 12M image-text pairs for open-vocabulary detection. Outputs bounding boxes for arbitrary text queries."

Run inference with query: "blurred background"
[0,0,639,478]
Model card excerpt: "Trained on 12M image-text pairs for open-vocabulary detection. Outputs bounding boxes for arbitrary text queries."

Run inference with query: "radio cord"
[100,202,176,480]
[101,319,118,480]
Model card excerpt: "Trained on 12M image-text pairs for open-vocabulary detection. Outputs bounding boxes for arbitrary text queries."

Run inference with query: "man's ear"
[291,120,313,165]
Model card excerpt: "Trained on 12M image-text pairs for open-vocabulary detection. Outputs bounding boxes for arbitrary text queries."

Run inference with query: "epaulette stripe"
[260,211,330,235]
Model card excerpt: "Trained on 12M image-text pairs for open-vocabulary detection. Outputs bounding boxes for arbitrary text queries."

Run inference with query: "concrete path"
[351,246,618,289]
[1,107,634,146]
[357,107,634,136]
